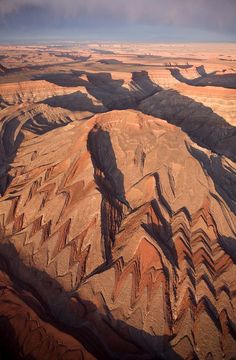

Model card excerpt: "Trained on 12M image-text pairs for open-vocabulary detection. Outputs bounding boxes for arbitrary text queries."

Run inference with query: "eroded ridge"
[0,110,235,359]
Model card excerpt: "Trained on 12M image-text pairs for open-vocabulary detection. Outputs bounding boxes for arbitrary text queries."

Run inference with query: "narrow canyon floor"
[0,42,236,360]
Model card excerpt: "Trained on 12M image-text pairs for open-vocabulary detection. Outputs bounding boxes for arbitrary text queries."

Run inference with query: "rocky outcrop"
[0,110,235,359]
[40,70,161,110]
[1,42,236,359]
[0,80,83,105]
[0,103,79,195]
[169,66,236,89]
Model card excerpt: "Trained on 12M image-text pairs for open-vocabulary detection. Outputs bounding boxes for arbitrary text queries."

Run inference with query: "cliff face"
[0,108,235,359]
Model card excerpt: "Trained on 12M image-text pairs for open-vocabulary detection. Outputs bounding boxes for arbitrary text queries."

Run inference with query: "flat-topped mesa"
[0,80,80,105]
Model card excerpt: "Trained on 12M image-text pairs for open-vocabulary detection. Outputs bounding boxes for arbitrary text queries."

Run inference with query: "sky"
[0,0,235,43]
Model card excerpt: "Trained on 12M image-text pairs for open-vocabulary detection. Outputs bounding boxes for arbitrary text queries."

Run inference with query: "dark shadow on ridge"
[86,125,180,291]
[140,89,236,162]
[87,123,131,264]
[33,72,86,87]
[52,53,91,62]
[196,65,207,77]
[189,145,236,215]
[97,59,124,65]
[0,241,183,360]
[141,199,179,272]
[83,71,160,110]
[0,317,23,360]
[36,70,236,163]
[22,113,72,135]
[36,70,161,110]
[42,90,106,112]
[169,67,236,88]
[218,236,236,264]
[0,118,24,196]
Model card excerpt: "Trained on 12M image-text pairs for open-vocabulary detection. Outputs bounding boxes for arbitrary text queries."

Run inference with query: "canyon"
[0,42,236,359]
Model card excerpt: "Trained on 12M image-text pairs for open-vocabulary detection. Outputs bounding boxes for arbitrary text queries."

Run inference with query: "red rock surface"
[0,44,236,359]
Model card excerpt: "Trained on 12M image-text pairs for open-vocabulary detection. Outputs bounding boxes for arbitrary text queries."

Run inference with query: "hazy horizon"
[0,0,235,43]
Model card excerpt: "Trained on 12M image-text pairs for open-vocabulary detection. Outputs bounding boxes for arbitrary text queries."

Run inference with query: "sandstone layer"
[0,43,236,360]
[0,109,235,359]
